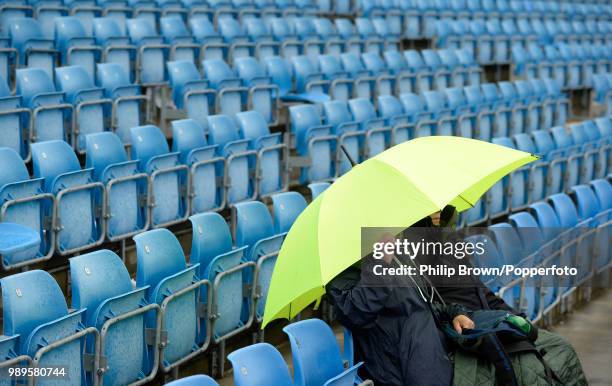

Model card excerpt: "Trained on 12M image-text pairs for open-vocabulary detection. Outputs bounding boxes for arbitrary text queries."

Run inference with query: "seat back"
[227,343,292,386]
[85,131,129,181]
[170,118,208,163]
[165,375,219,386]
[134,228,187,292]
[189,212,233,271]
[547,193,579,228]
[130,125,171,171]
[233,200,275,250]
[271,191,307,233]
[31,140,81,192]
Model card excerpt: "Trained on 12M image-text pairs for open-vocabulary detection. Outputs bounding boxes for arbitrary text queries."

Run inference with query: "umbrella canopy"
[262,136,538,327]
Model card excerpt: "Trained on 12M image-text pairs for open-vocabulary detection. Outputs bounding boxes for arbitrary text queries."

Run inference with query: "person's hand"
[452,315,475,334]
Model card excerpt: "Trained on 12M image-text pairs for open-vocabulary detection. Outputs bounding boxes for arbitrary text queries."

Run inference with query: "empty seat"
[133,228,208,372]
[271,191,307,233]
[85,132,150,241]
[8,18,57,80]
[227,343,292,386]
[0,75,31,161]
[167,60,215,128]
[165,375,220,386]
[54,17,101,80]
[126,18,169,85]
[31,140,105,255]
[70,250,159,385]
[92,17,137,82]
[130,125,189,227]
[308,181,330,199]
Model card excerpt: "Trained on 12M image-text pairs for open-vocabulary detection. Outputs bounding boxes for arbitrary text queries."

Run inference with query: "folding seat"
[54,17,101,81]
[92,17,137,81]
[133,228,209,372]
[262,56,327,104]
[513,132,546,202]
[399,92,436,138]
[570,44,596,88]
[0,270,97,383]
[480,82,512,138]
[515,17,539,45]
[235,110,287,196]
[354,18,385,54]
[501,18,528,49]
[55,65,112,153]
[308,181,329,199]
[488,223,528,309]
[438,49,476,87]
[550,125,582,189]
[166,60,214,128]
[126,18,170,85]
[201,58,251,118]
[216,16,255,60]
[522,43,554,81]
[16,67,74,148]
[433,19,457,50]
[340,52,388,101]
[334,18,365,54]
[70,250,159,385]
[372,17,401,52]
[531,129,566,194]
[527,79,555,129]
[232,200,285,321]
[7,18,57,80]
[159,16,201,63]
[31,140,105,255]
[529,18,550,45]
[291,17,326,61]
[485,19,510,63]
[512,79,542,133]
[288,104,336,182]
[189,16,229,60]
[443,87,474,138]
[420,49,451,90]
[97,62,149,144]
[555,44,582,89]
[377,95,414,144]
[304,18,340,56]
[571,20,591,45]
[347,97,391,157]
[322,100,364,174]
[569,123,599,184]
[360,52,397,96]
[589,179,612,272]
[228,343,293,386]
[497,81,529,135]
[85,132,150,241]
[232,56,280,125]
[403,49,434,92]
[289,55,330,98]
[0,148,54,269]
[283,319,362,386]
[541,45,568,87]
[189,212,254,370]
[491,136,524,213]
[542,79,569,126]
[166,375,220,386]
[242,16,280,59]
[270,191,307,233]
[315,54,353,101]
[206,114,258,204]
[449,19,477,55]
[0,75,31,162]
[422,90,454,136]
[130,125,189,227]
[267,17,303,59]
[511,43,536,79]
[381,50,416,94]
[591,73,612,115]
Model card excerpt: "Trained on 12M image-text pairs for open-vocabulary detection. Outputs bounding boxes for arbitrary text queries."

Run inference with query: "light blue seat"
[134,228,208,372]
[189,212,252,355]
[243,18,281,59]
[160,16,200,63]
[0,223,40,269]
[207,114,257,204]
[542,79,569,126]
[481,83,511,138]
[360,52,396,96]
[167,60,214,128]
[347,97,390,156]
[289,104,336,182]
[7,18,57,80]
[340,52,378,100]
[55,65,111,153]
[0,148,53,269]
[463,85,494,141]
[308,181,330,199]
[283,318,363,386]
[291,55,329,96]
[312,18,344,56]
[489,223,525,309]
[31,140,105,255]
[70,250,159,386]
[270,191,307,233]
[233,57,280,125]
[130,125,189,227]
[422,90,454,136]
[202,58,248,118]
[443,87,474,138]
[334,18,365,54]
[233,200,285,321]
[236,110,287,196]
[54,17,100,80]
[165,375,219,386]
[126,18,169,85]
[323,100,363,174]
[189,16,228,60]
[217,16,255,59]
[421,49,451,90]
[267,17,302,59]
[171,118,224,213]
[1,270,96,384]
[513,133,545,203]
[317,54,354,101]
[92,17,136,82]
[227,343,292,386]
[85,132,149,241]
[97,62,148,144]
[354,18,385,54]
[0,75,31,161]
[497,81,527,135]
[16,68,73,145]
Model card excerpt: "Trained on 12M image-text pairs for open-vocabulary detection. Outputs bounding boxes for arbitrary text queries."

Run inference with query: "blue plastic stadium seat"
[202,58,249,118]
[126,18,169,85]
[165,375,219,386]
[308,181,330,199]
[233,200,285,321]
[0,148,53,268]
[317,54,353,100]
[348,97,390,156]
[133,228,208,371]
[189,212,252,346]
[323,100,363,174]
[232,57,280,125]
[160,16,200,63]
[97,63,148,143]
[227,343,292,386]
[16,68,73,145]
[31,140,105,255]
[54,17,100,80]
[236,111,287,196]
[0,223,40,261]
[85,132,149,240]
[170,118,224,213]
[7,18,56,79]
[55,65,111,153]
[283,318,362,386]
[0,75,31,160]
[289,104,336,183]
[1,270,94,383]
[131,125,189,227]
[167,60,214,128]
[270,191,307,233]
[92,17,136,82]
[70,250,158,386]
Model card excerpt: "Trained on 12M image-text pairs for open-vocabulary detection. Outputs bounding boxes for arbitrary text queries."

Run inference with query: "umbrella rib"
[457,194,474,208]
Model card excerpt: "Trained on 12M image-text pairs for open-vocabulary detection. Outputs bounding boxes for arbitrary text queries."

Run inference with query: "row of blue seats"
[591,73,612,115]
[289,78,570,182]
[0,111,287,265]
[0,15,406,86]
[470,176,612,321]
[463,117,612,225]
[511,43,612,90]
[0,187,330,383]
